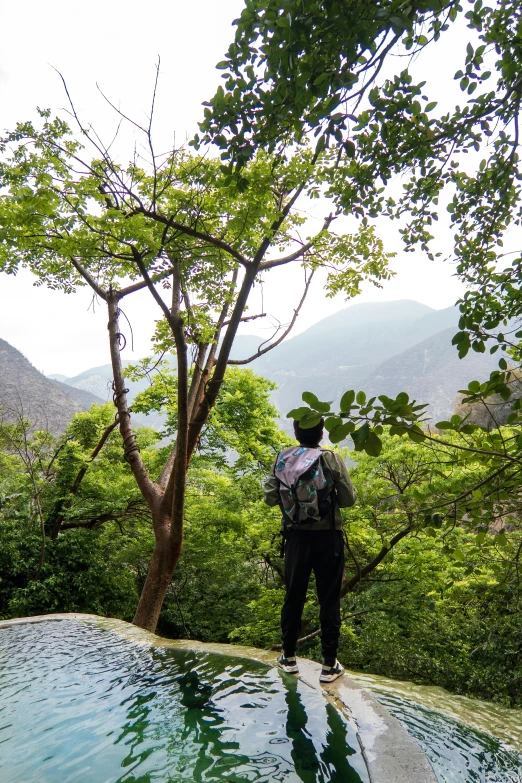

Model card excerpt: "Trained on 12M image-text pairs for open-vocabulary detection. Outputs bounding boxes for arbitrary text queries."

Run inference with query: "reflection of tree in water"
[112,649,365,783]
[284,678,364,783]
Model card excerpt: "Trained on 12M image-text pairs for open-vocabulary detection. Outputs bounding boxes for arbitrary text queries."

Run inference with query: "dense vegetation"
[1,0,522,711]
[1,366,520,707]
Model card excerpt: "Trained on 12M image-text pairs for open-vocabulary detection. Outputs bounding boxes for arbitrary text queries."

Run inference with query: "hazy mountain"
[44,300,503,433]
[0,339,103,433]
[252,301,463,419]
[50,362,138,403]
[49,334,262,390]
[364,326,502,424]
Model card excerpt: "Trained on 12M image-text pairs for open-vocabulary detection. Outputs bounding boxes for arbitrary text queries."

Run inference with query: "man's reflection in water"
[285,677,321,781]
[177,666,251,782]
[284,677,364,783]
[114,650,365,783]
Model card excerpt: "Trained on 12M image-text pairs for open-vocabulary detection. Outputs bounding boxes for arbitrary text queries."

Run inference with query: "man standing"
[264,417,356,683]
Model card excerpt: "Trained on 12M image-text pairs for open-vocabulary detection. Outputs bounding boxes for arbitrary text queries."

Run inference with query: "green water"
[0,620,367,783]
[349,673,522,783]
[376,693,521,783]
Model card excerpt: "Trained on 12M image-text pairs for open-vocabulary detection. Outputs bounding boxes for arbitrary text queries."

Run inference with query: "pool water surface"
[0,619,368,783]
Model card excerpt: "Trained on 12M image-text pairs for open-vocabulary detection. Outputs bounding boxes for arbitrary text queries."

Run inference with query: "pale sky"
[0,2,496,376]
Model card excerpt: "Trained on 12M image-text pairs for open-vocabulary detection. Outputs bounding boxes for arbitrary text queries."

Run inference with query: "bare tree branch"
[69,257,107,300]
[228,269,315,365]
[258,214,334,271]
[117,266,177,299]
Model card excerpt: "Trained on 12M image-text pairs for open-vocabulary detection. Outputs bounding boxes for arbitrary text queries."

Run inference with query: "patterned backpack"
[274,446,333,525]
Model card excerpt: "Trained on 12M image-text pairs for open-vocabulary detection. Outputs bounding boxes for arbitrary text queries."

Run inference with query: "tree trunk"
[132,521,182,632]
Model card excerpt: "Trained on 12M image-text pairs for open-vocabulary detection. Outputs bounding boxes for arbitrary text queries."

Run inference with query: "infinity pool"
[376,692,522,783]
[0,619,368,783]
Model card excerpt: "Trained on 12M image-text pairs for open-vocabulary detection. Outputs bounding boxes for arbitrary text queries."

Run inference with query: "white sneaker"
[277,654,299,674]
[319,659,344,683]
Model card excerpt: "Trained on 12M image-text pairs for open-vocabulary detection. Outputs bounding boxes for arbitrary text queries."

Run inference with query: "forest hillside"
[0,339,103,432]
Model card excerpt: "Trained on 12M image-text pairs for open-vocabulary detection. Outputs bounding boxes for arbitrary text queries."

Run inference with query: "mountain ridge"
[45,299,502,431]
[0,339,104,433]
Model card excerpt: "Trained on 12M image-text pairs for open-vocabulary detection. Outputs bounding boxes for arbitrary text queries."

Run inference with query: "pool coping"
[0,613,437,783]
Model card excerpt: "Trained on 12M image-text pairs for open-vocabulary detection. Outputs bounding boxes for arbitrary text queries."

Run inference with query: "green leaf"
[287,406,312,420]
[435,421,453,430]
[356,390,366,406]
[494,532,508,548]
[364,431,382,456]
[329,421,354,443]
[340,390,355,411]
[344,140,356,158]
[351,422,370,447]
[324,415,343,433]
[302,391,330,413]
[407,426,426,443]
[299,412,323,429]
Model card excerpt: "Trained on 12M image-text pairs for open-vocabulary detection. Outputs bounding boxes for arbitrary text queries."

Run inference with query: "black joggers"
[281,529,345,664]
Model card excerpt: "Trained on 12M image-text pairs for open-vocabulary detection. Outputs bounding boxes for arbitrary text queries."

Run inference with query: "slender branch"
[258,215,334,271]
[69,257,107,300]
[252,181,308,267]
[186,173,313,457]
[186,266,256,458]
[222,312,266,327]
[131,246,174,327]
[296,609,384,646]
[160,262,189,531]
[50,418,120,539]
[116,266,177,299]
[341,526,412,597]
[418,463,515,516]
[228,269,315,365]
[129,208,250,268]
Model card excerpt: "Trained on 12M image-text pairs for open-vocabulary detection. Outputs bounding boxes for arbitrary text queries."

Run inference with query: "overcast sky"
[0,2,481,376]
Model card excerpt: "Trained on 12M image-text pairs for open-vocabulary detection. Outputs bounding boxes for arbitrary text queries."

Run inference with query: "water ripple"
[0,620,366,783]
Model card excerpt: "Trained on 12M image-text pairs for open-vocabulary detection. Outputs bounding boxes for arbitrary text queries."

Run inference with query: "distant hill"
[363,326,501,423]
[46,299,505,433]
[49,362,136,402]
[252,301,463,421]
[0,339,104,433]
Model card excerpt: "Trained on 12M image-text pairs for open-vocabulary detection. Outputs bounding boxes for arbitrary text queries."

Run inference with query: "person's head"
[293,418,324,446]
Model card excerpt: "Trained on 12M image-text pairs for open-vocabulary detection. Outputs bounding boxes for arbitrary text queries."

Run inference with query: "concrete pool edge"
[0,613,437,783]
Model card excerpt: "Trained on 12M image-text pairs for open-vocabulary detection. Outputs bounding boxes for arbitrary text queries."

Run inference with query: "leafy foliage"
[129,364,289,474]
[198,0,458,168]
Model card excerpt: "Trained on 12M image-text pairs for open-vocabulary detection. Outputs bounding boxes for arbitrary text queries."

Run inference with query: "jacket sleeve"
[327,452,357,508]
[263,464,281,507]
